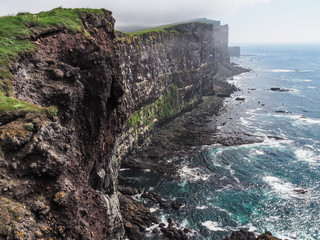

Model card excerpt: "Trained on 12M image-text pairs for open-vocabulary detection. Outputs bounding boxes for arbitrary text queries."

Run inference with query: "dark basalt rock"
[171,201,184,210]
[294,189,308,194]
[275,110,292,114]
[270,87,293,92]
[141,191,169,209]
[267,135,285,140]
[161,226,188,240]
[223,229,256,240]
[218,93,232,97]
[224,230,282,240]
[119,193,158,240]
[257,231,282,240]
[152,228,161,234]
[235,97,245,101]
[118,186,140,196]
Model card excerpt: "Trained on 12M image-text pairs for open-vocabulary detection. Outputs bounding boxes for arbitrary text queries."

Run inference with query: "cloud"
[0,0,269,26]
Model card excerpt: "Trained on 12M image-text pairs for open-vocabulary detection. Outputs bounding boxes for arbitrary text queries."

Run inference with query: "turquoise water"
[122,45,320,239]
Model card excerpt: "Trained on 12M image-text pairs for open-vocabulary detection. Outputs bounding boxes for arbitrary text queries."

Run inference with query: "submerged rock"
[275,110,292,114]
[294,189,308,194]
[171,201,184,210]
[235,97,245,101]
[270,87,293,92]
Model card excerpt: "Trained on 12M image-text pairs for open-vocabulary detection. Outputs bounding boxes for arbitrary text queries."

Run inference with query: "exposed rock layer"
[1,10,124,239]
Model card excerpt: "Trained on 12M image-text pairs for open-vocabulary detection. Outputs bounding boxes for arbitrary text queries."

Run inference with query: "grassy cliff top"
[0,8,108,112]
[122,21,214,38]
[125,25,176,37]
[0,7,108,67]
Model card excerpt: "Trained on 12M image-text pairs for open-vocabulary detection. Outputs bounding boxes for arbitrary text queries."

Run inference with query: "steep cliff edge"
[0,8,242,240]
[0,8,124,239]
[115,23,218,162]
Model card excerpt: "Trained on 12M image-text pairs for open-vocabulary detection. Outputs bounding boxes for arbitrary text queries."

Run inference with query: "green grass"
[0,7,106,66]
[0,96,60,117]
[126,24,176,36]
[0,96,43,112]
[0,7,107,113]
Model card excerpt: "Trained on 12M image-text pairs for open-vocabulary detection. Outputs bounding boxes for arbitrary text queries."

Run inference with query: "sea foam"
[201,221,226,231]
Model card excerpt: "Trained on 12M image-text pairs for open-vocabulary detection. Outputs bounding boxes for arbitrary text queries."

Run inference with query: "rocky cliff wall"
[114,23,218,161]
[0,9,124,240]
[0,9,233,240]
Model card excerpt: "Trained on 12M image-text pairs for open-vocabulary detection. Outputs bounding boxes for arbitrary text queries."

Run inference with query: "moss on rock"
[0,197,27,238]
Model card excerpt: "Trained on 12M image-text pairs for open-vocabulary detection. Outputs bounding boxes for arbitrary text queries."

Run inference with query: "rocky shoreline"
[118,65,283,239]
[0,9,286,239]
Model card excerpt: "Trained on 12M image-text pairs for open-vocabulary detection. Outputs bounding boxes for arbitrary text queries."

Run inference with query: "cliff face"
[0,9,234,240]
[0,9,124,240]
[115,23,217,160]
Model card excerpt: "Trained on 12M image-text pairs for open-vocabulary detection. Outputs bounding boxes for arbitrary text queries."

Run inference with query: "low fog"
[0,0,268,27]
[1,0,319,43]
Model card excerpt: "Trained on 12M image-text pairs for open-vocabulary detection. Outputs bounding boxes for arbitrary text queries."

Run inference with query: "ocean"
[121,44,320,240]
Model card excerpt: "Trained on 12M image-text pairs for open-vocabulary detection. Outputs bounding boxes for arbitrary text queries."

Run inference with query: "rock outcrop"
[223,230,282,240]
[1,9,125,240]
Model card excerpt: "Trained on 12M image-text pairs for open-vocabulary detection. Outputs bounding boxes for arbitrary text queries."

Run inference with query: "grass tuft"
[0,96,43,112]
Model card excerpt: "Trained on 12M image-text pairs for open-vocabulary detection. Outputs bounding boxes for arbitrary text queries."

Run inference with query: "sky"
[1,0,320,44]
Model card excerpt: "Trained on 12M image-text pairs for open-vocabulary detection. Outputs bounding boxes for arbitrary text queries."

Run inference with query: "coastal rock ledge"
[0,7,274,240]
[223,230,282,240]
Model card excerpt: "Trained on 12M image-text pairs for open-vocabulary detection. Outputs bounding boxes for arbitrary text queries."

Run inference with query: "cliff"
[114,23,218,161]
[0,8,124,240]
[0,8,239,239]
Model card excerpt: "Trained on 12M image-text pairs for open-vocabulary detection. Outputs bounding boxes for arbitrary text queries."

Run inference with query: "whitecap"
[196,205,208,210]
[268,69,295,73]
[245,108,263,115]
[294,147,320,165]
[150,207,158,213]
[201,221,226,232]
[178,166,211,182]
[249,149,265,155]
[178,180,188,187]
[144,222,161,235]
[233,75,245,80]
[180,219,189,227]
[240,117,253,126]
[291,115,320,125]
[263,176,307,199]
[242,223,258,232]
[263,176,295,198]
